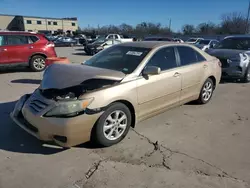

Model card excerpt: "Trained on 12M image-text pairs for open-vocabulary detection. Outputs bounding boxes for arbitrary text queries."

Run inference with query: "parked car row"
[0,31,249,83]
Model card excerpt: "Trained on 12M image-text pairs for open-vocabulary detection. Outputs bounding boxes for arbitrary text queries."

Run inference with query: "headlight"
[45,98,94,117]
[239,53,249,62]
[96,46,104,50]
[239,53,249,67]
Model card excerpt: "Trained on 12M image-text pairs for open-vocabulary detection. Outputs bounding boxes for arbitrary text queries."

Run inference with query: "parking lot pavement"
[0,47,249,188]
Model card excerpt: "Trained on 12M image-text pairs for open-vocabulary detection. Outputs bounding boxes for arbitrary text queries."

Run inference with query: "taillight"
[46,41,55,47]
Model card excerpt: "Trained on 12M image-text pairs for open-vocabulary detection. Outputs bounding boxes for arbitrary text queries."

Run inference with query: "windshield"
[198,40,210,45]
[215,37,250,50]
[186,38,197,42]
[84,46,151,74]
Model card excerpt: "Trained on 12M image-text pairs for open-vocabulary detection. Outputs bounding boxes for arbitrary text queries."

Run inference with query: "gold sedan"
[11,41,221,147]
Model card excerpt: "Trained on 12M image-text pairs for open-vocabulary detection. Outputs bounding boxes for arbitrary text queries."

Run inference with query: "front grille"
[29,99,48,113]
[219,58,229,68]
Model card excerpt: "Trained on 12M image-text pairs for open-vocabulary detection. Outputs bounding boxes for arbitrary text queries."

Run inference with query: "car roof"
[118,41,215,61]
[118,41,194,49]
[0,31,39,35]
[224,35,250,39]
[200,39,217,41]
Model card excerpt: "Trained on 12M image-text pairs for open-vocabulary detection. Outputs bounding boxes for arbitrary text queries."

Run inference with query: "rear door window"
[6,35,29,45]
[29,36,39,43]
[177,46,206,66]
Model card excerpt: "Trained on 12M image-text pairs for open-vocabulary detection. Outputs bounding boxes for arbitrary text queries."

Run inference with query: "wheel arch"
[110,100,136,128]
[208,75,216,89]
[29,53,47,64]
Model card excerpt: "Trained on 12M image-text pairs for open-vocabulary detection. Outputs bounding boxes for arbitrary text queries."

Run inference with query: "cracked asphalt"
[0,47,250,188]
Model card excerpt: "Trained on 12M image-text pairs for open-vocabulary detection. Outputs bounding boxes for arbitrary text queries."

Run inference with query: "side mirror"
[143,66,161,75]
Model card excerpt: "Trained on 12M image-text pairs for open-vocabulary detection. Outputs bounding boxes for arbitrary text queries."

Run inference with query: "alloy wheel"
[202,81,213,101]
[103,110,128,141]
[33,58,45,70]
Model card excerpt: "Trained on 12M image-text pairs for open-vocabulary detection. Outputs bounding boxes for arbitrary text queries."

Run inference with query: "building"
[0,14,78,34]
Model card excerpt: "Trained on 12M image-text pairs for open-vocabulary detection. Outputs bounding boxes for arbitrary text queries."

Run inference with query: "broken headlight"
[44,98,94,117]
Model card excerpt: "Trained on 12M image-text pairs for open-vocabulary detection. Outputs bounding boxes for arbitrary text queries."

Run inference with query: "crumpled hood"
[40,63,125,90]
[206,49,246,59]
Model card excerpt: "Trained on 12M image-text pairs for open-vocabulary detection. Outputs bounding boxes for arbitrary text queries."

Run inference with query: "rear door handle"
[29,46,34,49]
[173,72,181,77]
[203,64,208,68]
[1,48,7,52]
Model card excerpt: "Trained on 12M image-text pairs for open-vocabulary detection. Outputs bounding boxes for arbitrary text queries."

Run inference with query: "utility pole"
[169,18,172,31]
[245,0,250,34]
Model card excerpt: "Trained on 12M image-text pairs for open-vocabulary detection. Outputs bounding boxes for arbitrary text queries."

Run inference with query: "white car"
[173,38,184,43]
[195,39,219,51]
[105,34,133,43]
[186,37,204,44]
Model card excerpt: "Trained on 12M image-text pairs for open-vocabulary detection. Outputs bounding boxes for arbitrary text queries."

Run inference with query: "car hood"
[40,63,125,90]
[86,43,102,48]
[206,49,247,59]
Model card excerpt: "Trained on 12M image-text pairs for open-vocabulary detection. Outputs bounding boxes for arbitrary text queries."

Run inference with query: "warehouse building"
[0,14,78,34]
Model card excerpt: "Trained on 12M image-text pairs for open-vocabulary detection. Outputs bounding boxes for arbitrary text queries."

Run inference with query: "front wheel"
[29,55,46,72]
[92,103,131,147]
[197,78,214,104]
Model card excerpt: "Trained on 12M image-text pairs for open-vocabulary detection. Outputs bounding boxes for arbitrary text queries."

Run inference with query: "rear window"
[29,36,39,43]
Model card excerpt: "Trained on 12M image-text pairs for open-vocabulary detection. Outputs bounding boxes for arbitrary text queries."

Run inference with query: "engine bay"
[39,79,118,100]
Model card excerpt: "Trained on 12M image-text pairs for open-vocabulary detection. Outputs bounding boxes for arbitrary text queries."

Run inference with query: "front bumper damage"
[10,90,102,147]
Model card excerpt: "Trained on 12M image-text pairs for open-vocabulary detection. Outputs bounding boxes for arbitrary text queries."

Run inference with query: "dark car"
[206,36,250,82]
[0,31,57,71]
[54,37,78,47]
[144,36,173,41]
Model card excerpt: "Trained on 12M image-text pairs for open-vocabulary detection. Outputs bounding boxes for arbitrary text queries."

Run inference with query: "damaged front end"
[39,78,119,117]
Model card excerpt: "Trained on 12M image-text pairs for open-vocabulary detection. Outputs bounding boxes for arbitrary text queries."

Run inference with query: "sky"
[0,0,249,31]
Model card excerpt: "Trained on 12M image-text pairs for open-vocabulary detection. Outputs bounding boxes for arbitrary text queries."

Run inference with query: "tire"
[29,55,46,72]
[197,78,214,104]
[241,66,250,83]
[92,102,131,147]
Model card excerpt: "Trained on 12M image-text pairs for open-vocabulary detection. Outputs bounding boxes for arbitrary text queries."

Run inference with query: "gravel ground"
[0,47,249,188]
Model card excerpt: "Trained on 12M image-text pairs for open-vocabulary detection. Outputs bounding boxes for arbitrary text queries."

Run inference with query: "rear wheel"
[29,55,46,72]
[92,103,131,147]
[197,78,214,104]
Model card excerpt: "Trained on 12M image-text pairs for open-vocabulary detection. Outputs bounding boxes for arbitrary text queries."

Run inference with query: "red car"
[0,31,57,71]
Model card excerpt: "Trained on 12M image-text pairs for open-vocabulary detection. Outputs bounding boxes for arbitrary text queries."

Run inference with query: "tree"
[196,22,217,34]
[119,23,133,34]
[220,12,247,34]
[182,24,196,35]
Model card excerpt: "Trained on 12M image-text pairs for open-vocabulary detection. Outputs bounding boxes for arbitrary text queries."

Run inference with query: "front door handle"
[29,46,34,49]
[203,64,208,68]
[173,72,181,77]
